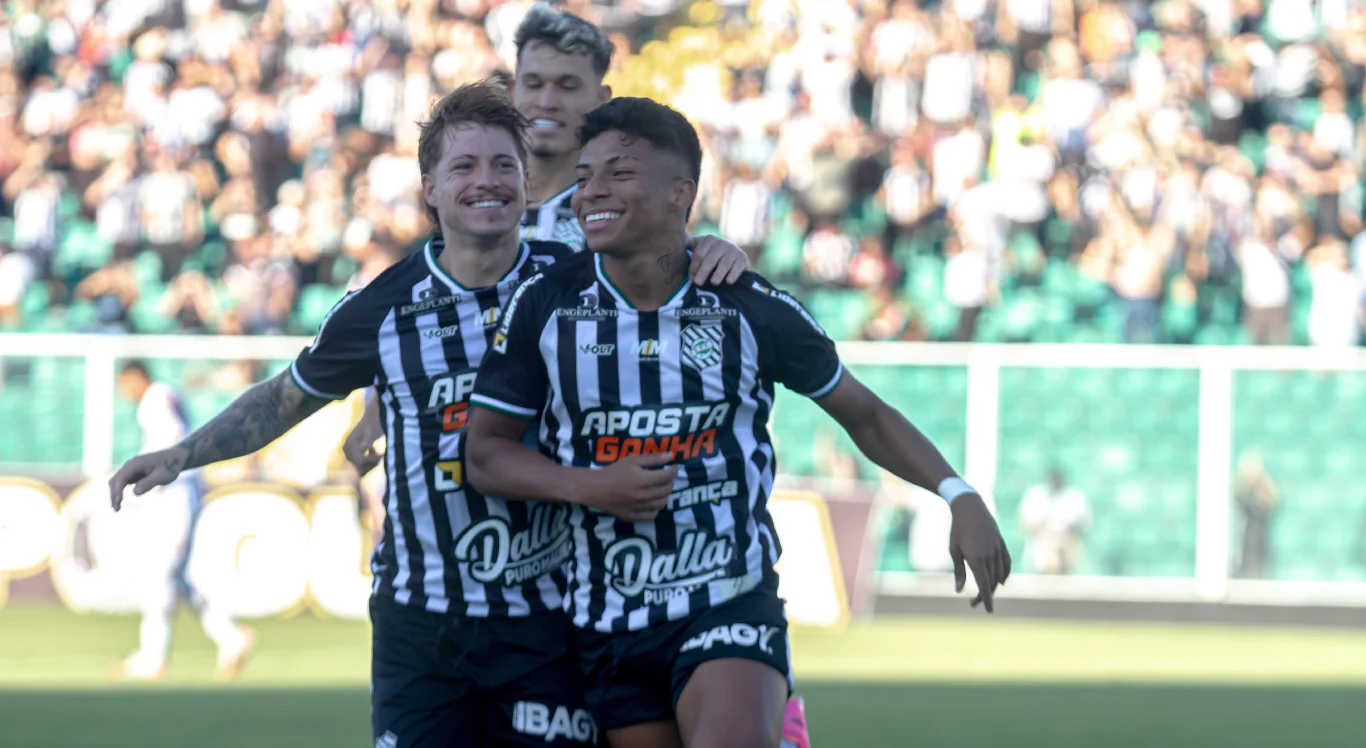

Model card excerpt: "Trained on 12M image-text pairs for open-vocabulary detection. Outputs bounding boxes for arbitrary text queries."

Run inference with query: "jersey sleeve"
[289,290,380,401]
[470,273,551,419]
[747,278,844,400]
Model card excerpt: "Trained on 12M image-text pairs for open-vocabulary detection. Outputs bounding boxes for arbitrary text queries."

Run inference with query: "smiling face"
[571,129,695,255]
[513,41,610,160]
[421,123,528,243]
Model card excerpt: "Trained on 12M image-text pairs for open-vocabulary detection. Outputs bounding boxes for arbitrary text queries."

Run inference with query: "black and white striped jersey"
[290,236,576,617]
[471,252,845,633]
[520,184,586,251]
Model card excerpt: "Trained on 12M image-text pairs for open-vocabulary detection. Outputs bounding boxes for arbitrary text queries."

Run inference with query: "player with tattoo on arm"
[342,4,748,488]
[464,98,1011,748]
[111,82,748,748]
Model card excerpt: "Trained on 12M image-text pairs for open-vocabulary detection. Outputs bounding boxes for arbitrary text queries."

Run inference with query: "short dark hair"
[514,3,613,78]
[578,98,702,221]
[577,98,702,184]
[417,81,531,223]
[120,360,150,379]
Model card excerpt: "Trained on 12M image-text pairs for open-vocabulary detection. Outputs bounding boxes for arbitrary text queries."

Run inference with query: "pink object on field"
[781,695,811,748]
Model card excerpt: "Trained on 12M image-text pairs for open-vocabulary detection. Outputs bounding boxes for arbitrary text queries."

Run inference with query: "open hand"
[948,493,1011,613]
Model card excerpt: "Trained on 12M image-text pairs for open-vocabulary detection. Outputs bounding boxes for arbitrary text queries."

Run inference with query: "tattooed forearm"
[178,370,331,470]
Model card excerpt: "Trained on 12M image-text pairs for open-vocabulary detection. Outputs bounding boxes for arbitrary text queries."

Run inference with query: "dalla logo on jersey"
[453,502,572,587]
[602,530,735,604]
[424,369,479,432]
[576,401,731,463]
[556,290,617,320]
[492,273,542,354]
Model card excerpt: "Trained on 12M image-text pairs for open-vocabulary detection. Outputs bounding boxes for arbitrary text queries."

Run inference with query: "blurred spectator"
[1305,237,1363,347]
[1019,468,1091,575]
[0,0,1361,352]
[1234,450,1280,580]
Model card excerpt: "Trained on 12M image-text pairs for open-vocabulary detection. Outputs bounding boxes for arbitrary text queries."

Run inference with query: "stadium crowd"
[0,0,1364,346]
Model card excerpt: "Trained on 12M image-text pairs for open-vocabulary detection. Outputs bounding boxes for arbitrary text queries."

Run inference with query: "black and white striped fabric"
[520,184,586,251]
[472,252,845,633]
[291,236,575,617]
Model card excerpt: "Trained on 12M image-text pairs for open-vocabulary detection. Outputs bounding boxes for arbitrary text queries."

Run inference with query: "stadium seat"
[295,284,349,334]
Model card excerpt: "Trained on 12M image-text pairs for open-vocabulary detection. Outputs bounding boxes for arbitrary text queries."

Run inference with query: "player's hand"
[948,493,1011,613]
[686,235,749,286]
[109,446,189,512]
[578,452,680,522]
[343,422,384,477]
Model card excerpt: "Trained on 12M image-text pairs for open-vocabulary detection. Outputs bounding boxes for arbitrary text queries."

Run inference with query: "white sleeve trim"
[289,360,349,401]
[801,362,844,400]
[469,393,539,418]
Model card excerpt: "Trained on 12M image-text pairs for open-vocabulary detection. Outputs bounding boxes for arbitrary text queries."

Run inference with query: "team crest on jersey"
[481,306,500,328]
[680,323,724,370]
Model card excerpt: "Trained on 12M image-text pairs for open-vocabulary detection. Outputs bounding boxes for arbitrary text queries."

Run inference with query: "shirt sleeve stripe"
[469,394,538,418]
[289,361,349,401]
[802,362,844,400]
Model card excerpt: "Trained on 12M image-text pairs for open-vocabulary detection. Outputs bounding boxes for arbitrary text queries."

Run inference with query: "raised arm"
[110,370,331,508]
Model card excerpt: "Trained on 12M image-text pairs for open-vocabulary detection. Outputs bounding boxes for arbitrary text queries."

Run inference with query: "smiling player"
[464,98,1011,748]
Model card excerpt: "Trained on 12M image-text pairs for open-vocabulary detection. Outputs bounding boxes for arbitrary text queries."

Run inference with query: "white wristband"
[937,477,976,506]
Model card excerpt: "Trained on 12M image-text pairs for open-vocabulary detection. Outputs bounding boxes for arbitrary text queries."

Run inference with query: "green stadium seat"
[295,284,348,334]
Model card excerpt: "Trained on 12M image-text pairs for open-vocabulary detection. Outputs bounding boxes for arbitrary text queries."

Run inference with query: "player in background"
[109,82,743,748]
[464,98,1011,748]
[111,361,254,682]
[510,3,605,251]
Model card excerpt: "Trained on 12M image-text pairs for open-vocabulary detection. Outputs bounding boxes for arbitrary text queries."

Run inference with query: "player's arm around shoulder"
[686,234,751,286]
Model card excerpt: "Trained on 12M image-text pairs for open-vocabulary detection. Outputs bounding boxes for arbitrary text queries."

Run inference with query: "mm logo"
[635,339,667,358]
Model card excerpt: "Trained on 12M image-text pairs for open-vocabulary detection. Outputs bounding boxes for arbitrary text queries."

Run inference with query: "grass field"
[1,603,1363,747]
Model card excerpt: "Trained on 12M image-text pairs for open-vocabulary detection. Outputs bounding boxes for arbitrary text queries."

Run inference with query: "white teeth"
[532,119,563,128]
[585,212,621,223]
[471,200,505,208]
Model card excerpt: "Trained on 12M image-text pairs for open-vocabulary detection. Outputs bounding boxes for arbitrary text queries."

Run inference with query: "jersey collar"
[424,235,531,294]
[594,253,692,312]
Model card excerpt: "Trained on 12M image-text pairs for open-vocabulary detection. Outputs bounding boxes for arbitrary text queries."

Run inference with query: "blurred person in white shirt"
[113,361,253,681]
[1019,468,1091,575]
[1306,237,1363,347]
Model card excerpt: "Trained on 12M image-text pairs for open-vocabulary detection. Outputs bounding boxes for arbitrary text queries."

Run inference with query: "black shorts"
[370,595,598,747]
[573,584,794,731]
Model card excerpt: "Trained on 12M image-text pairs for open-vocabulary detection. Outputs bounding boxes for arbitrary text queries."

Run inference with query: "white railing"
[3,333,1366,609]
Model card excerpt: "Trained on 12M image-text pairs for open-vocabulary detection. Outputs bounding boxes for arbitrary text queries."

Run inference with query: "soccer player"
[509,11,817,742]
[464,98,1012,748]
[511,3,607,251]
[109,82,744,747]
[110,361,253,682]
